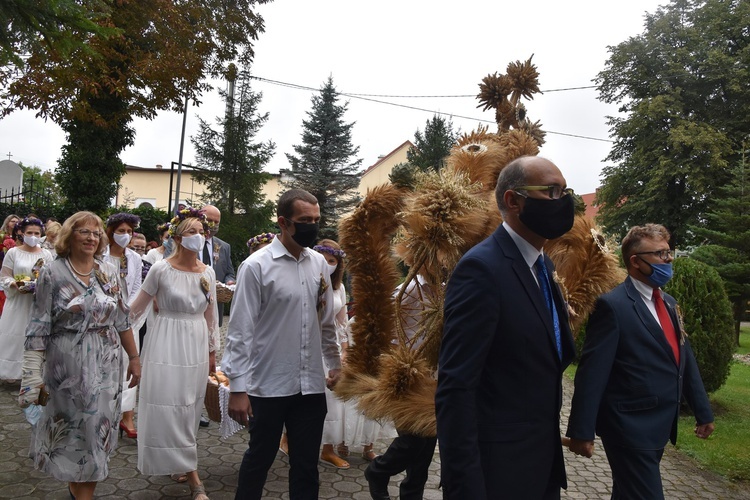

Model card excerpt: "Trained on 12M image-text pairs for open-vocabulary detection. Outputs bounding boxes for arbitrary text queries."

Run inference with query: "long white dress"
[130,260,219,475]
[0,247,54,379]
[322,286,347,444]
[103,247,143,413]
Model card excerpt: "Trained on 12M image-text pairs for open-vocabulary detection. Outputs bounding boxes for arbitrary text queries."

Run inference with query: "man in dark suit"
[201,204,236,325]
[566,223,714,499]
[436,155,577,500]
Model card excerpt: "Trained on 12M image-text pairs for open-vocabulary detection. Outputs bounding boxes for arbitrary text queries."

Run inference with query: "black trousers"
[235,392,326,500]
[602,439,665,500]
[366,430,437,500]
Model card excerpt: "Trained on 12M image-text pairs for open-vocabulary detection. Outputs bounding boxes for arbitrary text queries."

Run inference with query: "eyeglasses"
[515,185,574,200]
[636,250,672,261]
[74,229,103,239]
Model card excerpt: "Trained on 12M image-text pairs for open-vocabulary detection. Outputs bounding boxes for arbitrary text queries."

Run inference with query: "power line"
[250,76,613,143]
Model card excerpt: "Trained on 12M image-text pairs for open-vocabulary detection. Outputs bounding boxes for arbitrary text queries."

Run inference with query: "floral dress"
[25,258,130,482]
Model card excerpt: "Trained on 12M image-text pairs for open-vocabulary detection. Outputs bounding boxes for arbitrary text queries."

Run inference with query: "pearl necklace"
[67,258,93,277]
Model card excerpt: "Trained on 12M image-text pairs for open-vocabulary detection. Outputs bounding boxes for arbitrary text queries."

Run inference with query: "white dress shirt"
[629,275,661,324]
[223,236,341,396]
[503,221,543,286]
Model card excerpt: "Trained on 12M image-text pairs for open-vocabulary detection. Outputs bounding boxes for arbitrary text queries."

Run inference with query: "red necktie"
[653,289,679,365]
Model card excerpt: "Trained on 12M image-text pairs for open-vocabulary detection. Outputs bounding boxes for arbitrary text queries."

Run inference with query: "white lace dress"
[322,286,348,444]
[129,260,219,475]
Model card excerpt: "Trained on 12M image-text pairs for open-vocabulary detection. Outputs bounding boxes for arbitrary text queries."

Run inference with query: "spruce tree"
[191,65,276,263]
[407,115,458,172]
[283,76,362,236]
[690,149,750,345]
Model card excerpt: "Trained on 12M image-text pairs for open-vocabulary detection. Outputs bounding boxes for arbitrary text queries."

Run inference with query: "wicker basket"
[215,282,234,303]
[204,373,222,423]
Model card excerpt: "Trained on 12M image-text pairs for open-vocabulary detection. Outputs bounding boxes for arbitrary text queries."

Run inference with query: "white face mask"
[23,235,41,247]
[180,234,205,254]
[327,262,338,275]
[113,233,132,248]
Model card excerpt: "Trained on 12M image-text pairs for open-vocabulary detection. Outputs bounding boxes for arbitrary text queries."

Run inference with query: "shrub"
[664,257,735,393]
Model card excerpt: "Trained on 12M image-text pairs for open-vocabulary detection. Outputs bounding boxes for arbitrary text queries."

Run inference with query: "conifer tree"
[283,76,362,236]
[407,115,458,172]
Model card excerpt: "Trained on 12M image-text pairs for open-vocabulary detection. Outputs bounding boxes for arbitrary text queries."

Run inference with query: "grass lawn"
[675,328,750,481]
[566,328,750,483]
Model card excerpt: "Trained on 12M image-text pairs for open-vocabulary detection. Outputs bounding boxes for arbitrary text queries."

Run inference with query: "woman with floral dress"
[19,211,141,500]
[103,212,143,438]
[0,217,54,380]
[129,207,218,500]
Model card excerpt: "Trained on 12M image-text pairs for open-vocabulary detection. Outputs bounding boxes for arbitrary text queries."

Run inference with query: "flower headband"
[313,245,346,259]
[16,217,44,233]
[168,207,208,236]
[247,232,276,250]
[106,212,141,229]
[157,222,171,233]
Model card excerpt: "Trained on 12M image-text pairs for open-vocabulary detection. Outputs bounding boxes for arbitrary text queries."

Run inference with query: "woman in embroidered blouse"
[0,217,54,380]
[128,208,218,500]
[18,211,140,500]
[103,212,143,439]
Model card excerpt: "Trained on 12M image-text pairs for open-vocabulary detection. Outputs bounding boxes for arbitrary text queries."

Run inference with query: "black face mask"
[518,194,575,240]
[289,221,319,248]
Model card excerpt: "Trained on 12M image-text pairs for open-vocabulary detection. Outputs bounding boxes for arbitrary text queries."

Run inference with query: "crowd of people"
[0,168,716,500]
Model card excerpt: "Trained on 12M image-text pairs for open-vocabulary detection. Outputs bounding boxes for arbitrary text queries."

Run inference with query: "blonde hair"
[167,217,203,260]
[45,221,62,241]
[1,214,19,234]
[55,211,109,258]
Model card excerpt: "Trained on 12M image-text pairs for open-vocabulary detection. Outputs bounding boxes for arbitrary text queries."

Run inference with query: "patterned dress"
[25,258,130,482]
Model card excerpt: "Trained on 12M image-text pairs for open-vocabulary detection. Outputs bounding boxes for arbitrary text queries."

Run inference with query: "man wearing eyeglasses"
[437,155,577,499]
[566,224,714,499]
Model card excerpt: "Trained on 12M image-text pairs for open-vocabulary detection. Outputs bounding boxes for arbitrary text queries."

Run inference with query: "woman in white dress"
[103,212,143,439]
[314,239,352,468]
[129,207,218,500]
[0,217,54,380]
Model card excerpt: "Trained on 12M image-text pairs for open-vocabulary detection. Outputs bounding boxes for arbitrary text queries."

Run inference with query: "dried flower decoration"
[313,245,346,259]
[168,207,208,236]
[105,212,141,229]
[200,276,212,303]
[156,222,171,233]
[95,268,119,295]
[16,217,44,233]
[247,232,276,250]
[316,273,328,313]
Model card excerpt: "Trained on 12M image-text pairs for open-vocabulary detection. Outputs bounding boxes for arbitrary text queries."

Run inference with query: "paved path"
[1,323,748,499]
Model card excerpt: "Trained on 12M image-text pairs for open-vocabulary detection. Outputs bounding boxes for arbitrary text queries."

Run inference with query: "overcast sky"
[0,0,666,195]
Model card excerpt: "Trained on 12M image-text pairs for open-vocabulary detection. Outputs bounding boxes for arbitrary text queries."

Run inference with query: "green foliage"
[216,211,277,269]
[595,0,750,248]
[283,76,362,237]
[105,205,170,243]
[56,93,134,214]
[690,153,750,344]
[406,115,459,172]
[664,258,735,393]
[388,162,417,189]
[0,0,119,70]
[191,65,276,236]
[676,360,750,481]
[19,164,65,206]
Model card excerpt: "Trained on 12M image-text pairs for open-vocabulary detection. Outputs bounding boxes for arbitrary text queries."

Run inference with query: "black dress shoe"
[364,466,390,500]
[199,415,210,427]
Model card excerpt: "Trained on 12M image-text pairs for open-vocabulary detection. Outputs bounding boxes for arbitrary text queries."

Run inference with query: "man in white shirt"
[225,189,342,500]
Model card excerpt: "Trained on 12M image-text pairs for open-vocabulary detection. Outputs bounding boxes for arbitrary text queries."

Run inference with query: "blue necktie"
[536,255,562,359]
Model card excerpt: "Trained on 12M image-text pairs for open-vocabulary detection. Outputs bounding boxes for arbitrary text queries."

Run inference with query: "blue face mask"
[641,259,673,288]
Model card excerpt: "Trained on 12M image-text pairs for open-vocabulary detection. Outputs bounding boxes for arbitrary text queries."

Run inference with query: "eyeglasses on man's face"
[74,229,103,239]
[636,249,672,261]
[514,185,574,200]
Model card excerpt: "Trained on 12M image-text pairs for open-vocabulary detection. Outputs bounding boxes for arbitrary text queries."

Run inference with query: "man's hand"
[695,422,715,439]
[568,438,595,458]
[326,368,341,390]
[228,392,252,426]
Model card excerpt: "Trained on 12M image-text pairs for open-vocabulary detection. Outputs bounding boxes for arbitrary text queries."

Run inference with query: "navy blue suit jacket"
[436,225,576,500]
[566,278,713,450]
